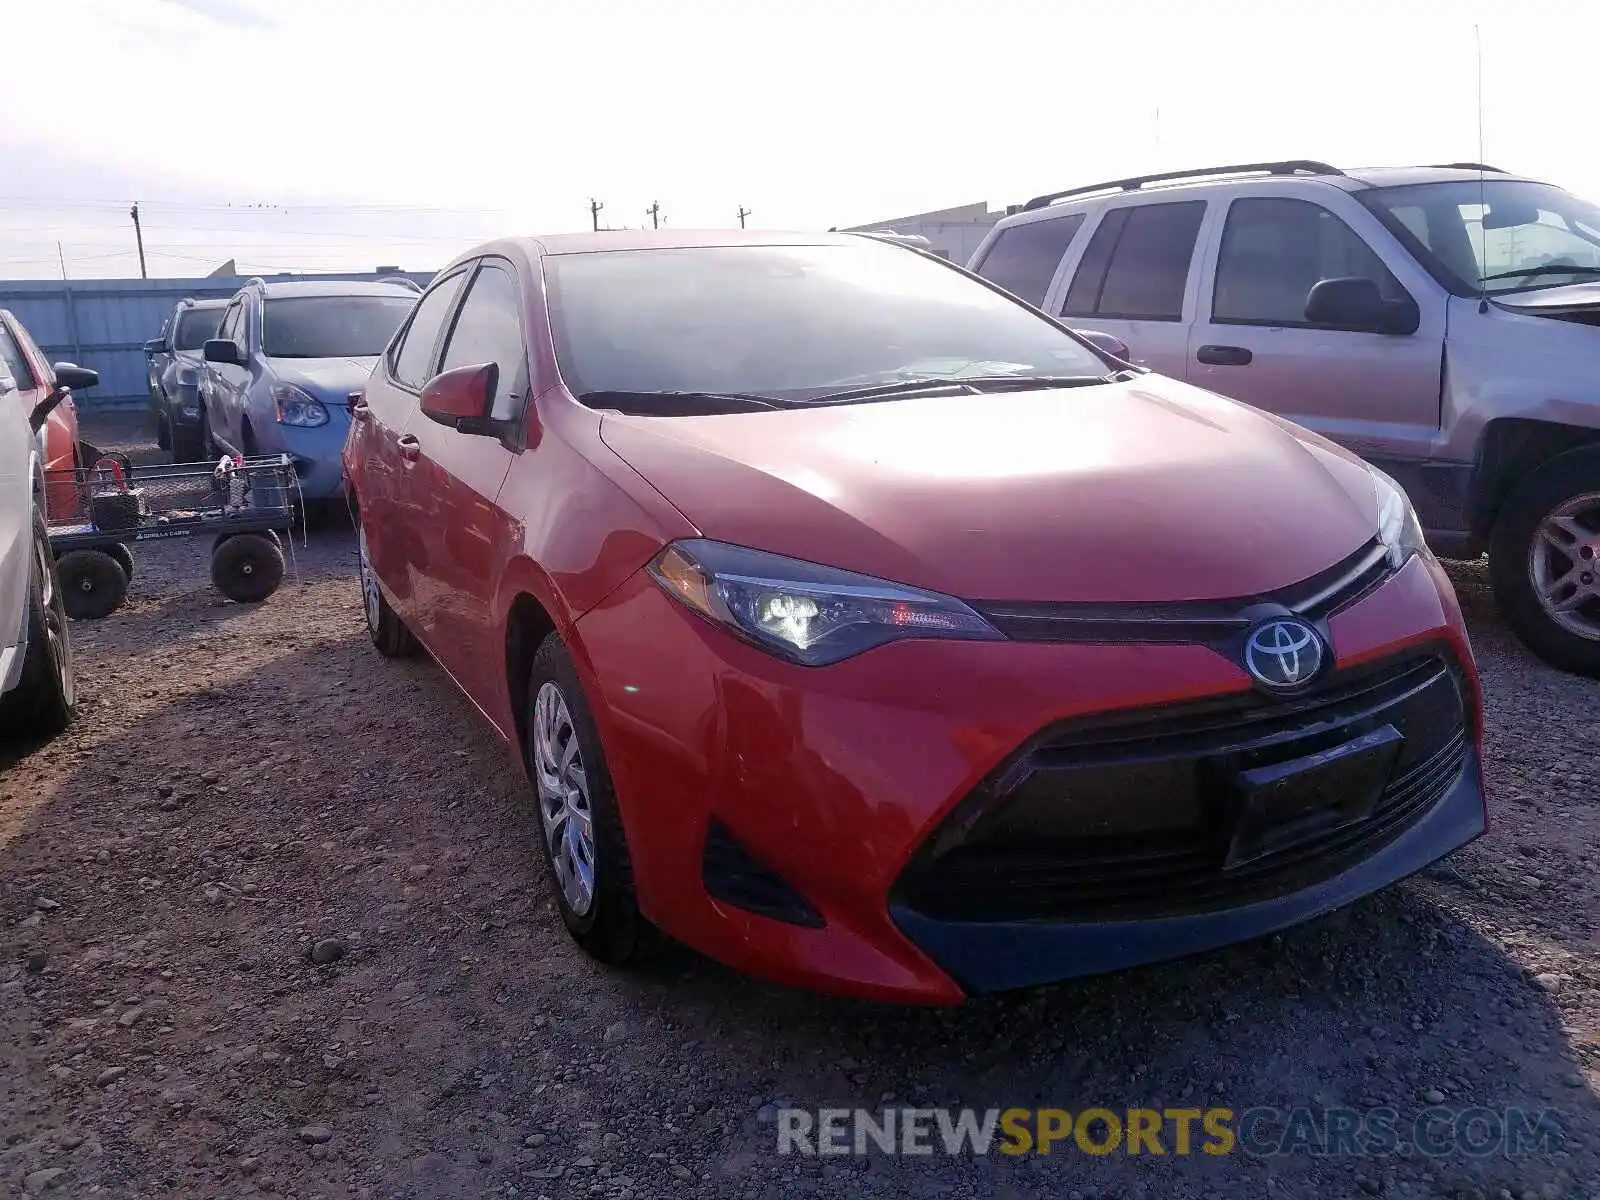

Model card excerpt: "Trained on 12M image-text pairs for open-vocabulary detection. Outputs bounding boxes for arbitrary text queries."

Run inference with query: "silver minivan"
[971,160,1600,677]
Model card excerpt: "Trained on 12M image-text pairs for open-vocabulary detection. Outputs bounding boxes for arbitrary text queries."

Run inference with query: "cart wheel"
[106,543,135,581]
[211,533,285,604]
[56,549,130,620]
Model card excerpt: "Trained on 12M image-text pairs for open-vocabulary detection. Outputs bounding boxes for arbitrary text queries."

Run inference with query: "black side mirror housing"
[53,363,98,391]
[143,337,167,355]
[1305,278,1420,335]
[203,338,245,366]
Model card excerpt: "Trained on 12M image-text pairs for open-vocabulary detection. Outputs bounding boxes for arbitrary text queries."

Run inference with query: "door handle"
[350,392,371,422]
[1196,344,1253,366]
[397,434,421,462]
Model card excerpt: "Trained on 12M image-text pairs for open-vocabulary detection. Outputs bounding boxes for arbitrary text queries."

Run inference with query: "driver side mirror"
[1305,278,1420,335]
[53,362,98,391]
[1071,328,1132,361]
[420,362,511,438]
[204,339,244,366]
[143,337,167,355]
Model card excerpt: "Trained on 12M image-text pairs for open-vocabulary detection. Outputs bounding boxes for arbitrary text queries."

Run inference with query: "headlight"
[1370,466,1428,568]
[177,364,200,387]
[272,384,330,428]
[648,539,1003,666]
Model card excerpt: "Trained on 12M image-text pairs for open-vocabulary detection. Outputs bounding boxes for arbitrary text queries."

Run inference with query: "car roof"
[254,279,420,299]
[176,297,230,310]
[1009,162,1549,219]
[463,229,876,260]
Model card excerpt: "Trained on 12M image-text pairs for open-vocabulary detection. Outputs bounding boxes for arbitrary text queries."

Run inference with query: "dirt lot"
[2,422,1598,1200]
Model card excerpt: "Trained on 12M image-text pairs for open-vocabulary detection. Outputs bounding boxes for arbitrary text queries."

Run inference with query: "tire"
[358,524,418,657]
[171,421,203,463]
[155,411,172,451]
[211,533,285,603]
[0,510,74,739]
[1489,446,1600,678]
[106,543,135,581]
[55,548,129,620]
[525,633,655,965]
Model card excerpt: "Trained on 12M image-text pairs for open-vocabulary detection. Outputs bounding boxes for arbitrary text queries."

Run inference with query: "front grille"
[974,537,1389,644]
[893,653,1468,924]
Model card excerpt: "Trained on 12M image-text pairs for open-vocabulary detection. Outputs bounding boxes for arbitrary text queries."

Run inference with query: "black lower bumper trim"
[891,747,1484,995]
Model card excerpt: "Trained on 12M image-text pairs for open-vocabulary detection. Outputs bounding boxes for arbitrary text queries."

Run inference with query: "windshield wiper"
[806,374,1112,405]
[1480,265,1600,283]
[578,389,795,415]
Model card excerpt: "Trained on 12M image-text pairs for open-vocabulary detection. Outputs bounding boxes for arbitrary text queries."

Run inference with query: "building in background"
[841,201,1006,263]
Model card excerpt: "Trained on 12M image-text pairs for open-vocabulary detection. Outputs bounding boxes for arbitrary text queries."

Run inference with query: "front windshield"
[261,295,415,359]
[174,307,223,351]
[1360,179,1600,295]
[543,243,1110,406]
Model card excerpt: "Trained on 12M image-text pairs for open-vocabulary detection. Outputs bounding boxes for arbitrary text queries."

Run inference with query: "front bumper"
[265,415,351,501]
[572,552,1484,1005]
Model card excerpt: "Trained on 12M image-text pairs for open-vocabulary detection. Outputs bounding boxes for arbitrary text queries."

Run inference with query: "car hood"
[267,356,379,403]
[597,375,1381,603]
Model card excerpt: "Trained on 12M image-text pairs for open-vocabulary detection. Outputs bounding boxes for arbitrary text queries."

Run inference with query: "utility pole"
[646,201,660,230]
[737,206,751,229]
[56,242,68,281]
[130,202,148,279]
[588,197,604,232]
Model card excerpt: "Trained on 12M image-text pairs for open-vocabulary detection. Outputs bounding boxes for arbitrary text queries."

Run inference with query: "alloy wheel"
[531,681,596,916]
[358,528,381,633]
[34,531,73,709]
[1528,490,1600,642]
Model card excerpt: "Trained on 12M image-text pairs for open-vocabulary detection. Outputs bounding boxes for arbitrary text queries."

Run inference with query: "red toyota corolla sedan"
[342,231,1485,1005]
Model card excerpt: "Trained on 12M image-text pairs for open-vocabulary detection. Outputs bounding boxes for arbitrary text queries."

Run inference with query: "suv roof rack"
[1022,160,1345,211]
[1429,162,1506,173]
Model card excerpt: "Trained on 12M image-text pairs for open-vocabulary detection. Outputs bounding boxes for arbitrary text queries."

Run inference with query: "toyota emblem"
[1244,618,1324,690]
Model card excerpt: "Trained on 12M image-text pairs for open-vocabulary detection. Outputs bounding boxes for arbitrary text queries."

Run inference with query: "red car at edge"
[342,231,1486,1005]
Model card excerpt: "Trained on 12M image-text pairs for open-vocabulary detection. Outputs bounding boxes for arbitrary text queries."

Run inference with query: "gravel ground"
[1,419,1597,1200]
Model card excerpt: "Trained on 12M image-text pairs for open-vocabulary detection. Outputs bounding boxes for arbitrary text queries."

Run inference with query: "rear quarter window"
[972,214,1086,308]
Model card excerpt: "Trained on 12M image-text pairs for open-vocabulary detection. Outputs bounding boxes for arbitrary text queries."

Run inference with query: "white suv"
[971,160,1600,676]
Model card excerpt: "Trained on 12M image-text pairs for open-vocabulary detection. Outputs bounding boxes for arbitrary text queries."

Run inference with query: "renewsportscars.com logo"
[776,1107,1565,1159]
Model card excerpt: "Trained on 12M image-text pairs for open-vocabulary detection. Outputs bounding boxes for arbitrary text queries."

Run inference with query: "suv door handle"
[1196,344,1253,366]
[349,392,371,422]
[397,434,421,462]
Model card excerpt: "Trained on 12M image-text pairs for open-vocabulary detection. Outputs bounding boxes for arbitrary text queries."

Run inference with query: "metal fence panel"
[0,271,434,412]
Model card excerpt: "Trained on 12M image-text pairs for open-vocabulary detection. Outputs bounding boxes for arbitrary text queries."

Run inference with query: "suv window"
[391,272,468,388]
[218,301,242,345]
[174,307,223,351]
[973,214,1086,308]
[1062,202,1205,321]
[0,322,36,389]
[1213,198,1408,326]
[439,264,528,421]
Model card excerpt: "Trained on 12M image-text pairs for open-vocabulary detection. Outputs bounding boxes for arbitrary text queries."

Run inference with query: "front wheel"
[0,510,75,739]
[1489,446,1600,677]
[526,633,655,965]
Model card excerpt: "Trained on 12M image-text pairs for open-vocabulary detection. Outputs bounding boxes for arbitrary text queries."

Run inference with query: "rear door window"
[972,214,1086,308]
[1061,201,1205,321]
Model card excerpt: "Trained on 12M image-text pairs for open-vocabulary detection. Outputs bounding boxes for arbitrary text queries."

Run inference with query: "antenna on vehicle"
[1474,23,1490,315]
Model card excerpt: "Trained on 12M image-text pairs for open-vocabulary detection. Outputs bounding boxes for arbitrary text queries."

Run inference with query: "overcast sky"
[1,0,1593,279]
